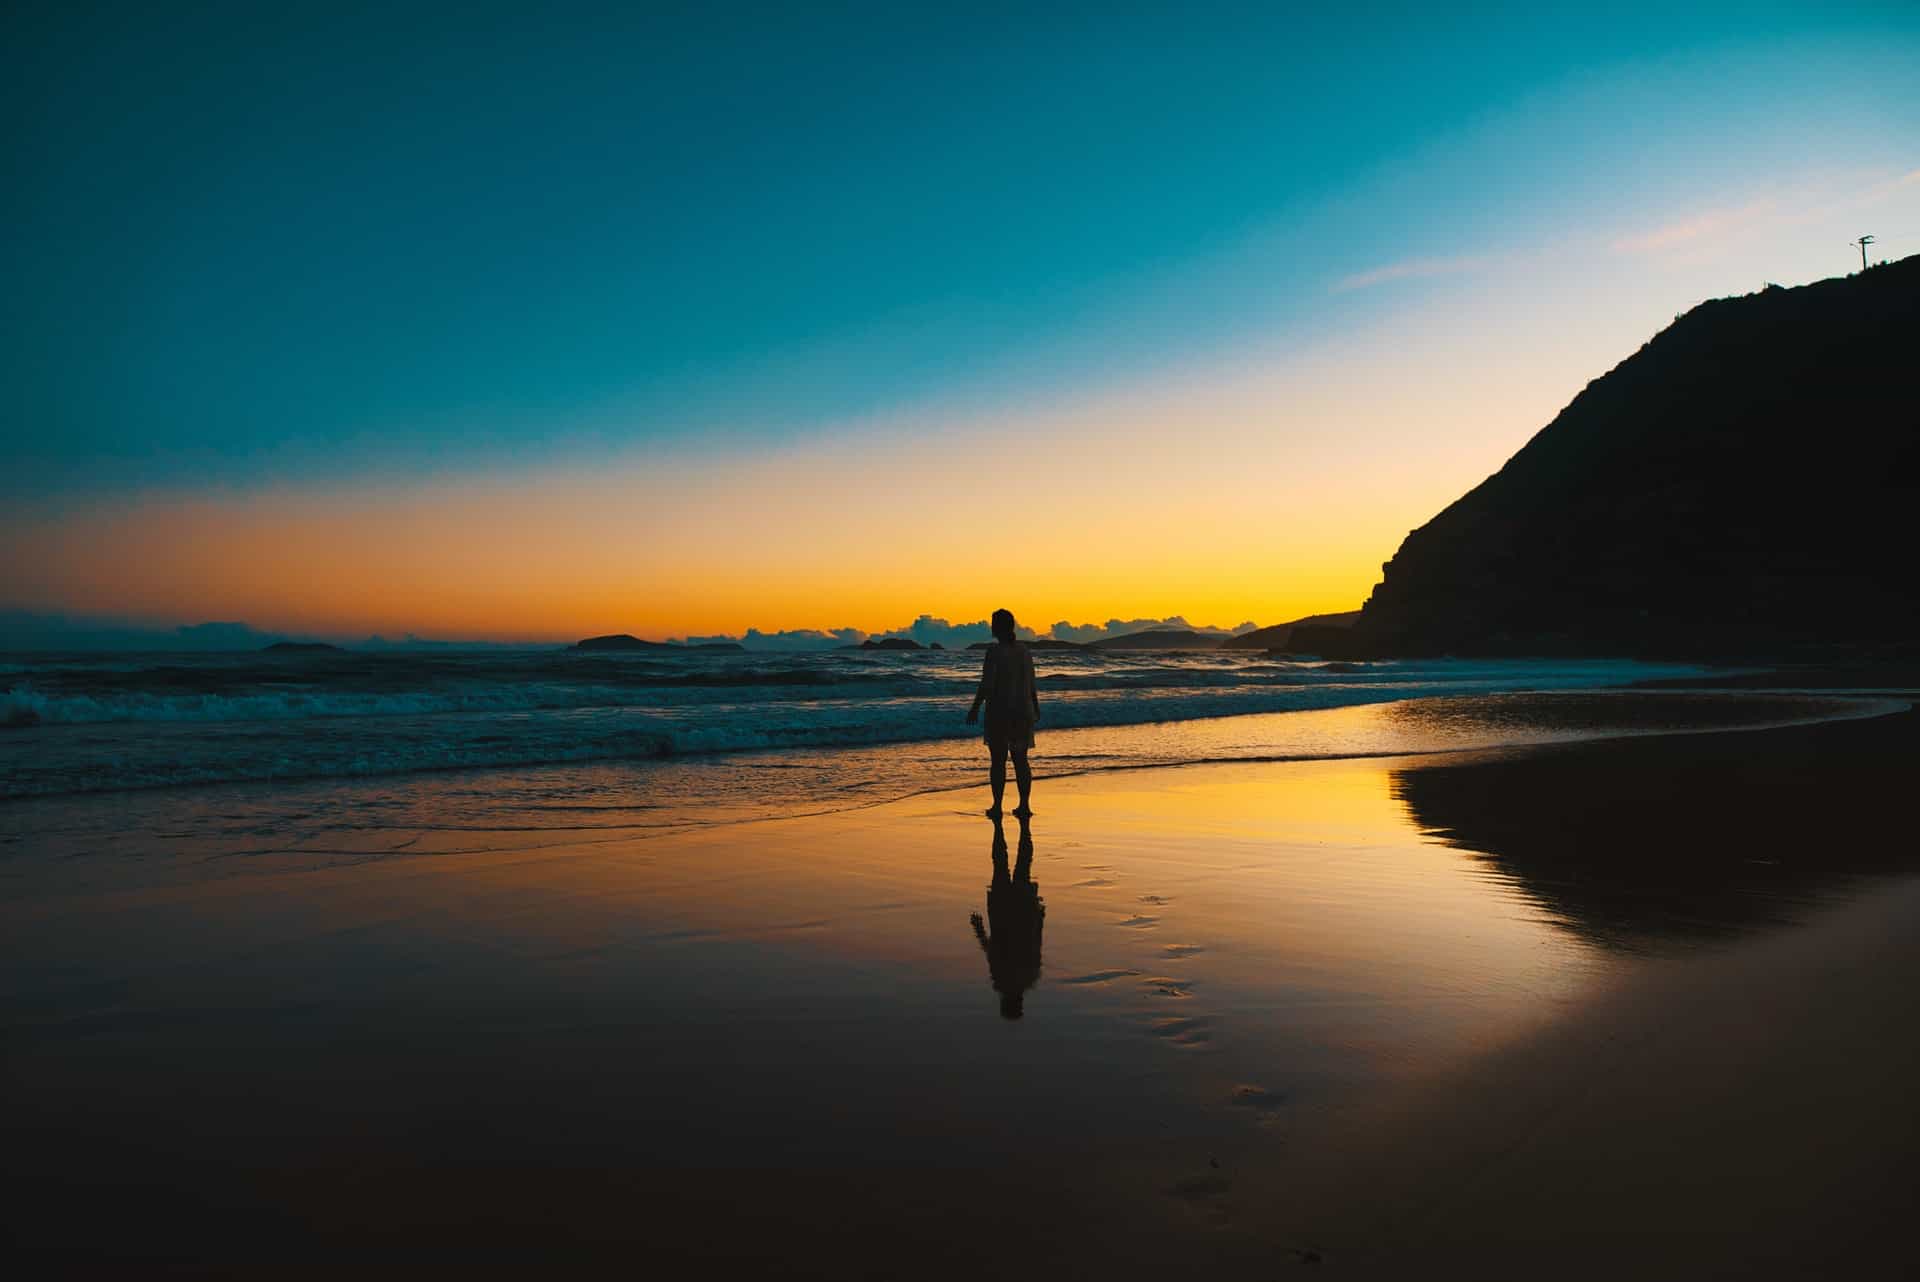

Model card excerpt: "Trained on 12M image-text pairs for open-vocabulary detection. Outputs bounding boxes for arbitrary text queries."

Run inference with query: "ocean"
[0,646,1887,872]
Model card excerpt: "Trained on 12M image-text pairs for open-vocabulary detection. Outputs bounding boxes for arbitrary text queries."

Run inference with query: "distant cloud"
[681,613,1260,650]
[1332,253,1496,293]
[681,618,1012,650]
[681,627,867,651]
[0,611,546,651]
[0,611,292,652]
[875,615,1012,648]
[723,617,1035,649]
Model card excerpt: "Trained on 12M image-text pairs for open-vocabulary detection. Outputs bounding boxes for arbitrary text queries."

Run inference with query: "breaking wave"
[0,647,1721,797]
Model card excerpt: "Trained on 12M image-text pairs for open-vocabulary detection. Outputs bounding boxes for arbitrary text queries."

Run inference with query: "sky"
[3,1,1917,644]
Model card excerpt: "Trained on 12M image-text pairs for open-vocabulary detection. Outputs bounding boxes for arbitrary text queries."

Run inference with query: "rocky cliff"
[1332,257,1919,659]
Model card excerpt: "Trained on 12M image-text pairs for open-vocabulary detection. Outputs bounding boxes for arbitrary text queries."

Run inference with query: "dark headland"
[1217,610,1361,651]
[1297,256,1920,661]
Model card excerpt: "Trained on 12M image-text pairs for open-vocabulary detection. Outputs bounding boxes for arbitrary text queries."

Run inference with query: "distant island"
[851,637,923,650]
[261,641,342,653]
[1308,256,1920,660]
[1217,611,1361,652]
[573,634,745,653]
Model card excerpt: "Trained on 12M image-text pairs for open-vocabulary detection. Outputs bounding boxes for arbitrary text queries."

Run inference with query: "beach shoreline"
[4,697,1916,1279]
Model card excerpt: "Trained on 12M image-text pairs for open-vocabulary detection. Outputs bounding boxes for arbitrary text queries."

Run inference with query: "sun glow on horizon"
[3,281,1635,641]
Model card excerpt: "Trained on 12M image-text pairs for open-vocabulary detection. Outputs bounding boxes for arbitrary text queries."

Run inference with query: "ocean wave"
[0,671,1330,726]
[0,652,1696,729]
[0,664,1725,798]
[0,674,948,726]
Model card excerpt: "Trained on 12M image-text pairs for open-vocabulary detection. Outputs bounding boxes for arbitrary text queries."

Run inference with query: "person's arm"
[1026,648,1040,720]
[966,649,992,723]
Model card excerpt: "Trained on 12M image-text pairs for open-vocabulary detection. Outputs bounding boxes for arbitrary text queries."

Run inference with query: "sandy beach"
[4,698,1916,1279]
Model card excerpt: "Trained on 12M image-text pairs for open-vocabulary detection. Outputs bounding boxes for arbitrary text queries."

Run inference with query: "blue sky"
[3,2,1917,640]
[7,2,1912,496]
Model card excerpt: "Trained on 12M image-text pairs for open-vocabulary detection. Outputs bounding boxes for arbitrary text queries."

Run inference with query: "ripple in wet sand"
[1059,969,1141,985]
[1151,1016,1211,1046]
[1230,1084,1286,1112]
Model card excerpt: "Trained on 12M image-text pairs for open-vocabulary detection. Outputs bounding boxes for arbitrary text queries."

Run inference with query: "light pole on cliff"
[1851,234,1875,271]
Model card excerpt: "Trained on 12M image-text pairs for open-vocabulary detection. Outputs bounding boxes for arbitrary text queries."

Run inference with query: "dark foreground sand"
[4,702,1916,1279]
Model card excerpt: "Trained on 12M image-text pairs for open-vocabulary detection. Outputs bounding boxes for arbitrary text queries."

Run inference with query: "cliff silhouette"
[1310,256,1919,660]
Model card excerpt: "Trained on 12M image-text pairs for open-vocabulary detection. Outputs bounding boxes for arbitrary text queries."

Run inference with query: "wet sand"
[4,700,1916,1278]
[1216,705,1920,1277]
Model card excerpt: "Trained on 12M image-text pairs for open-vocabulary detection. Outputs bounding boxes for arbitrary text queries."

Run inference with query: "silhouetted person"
[970,813,1044,1019]
[965,608,1039,818]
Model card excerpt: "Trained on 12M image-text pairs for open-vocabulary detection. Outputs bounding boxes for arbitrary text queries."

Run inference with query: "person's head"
[991,609,1017,644]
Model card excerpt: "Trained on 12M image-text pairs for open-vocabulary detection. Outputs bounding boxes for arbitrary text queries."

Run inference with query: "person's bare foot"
[985,806,1003,820]
[1011,805,1032,819]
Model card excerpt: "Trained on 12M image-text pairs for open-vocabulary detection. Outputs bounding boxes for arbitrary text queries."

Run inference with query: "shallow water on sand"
[3,759,1599,1230]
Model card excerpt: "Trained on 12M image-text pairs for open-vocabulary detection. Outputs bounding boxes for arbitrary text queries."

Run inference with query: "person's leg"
[1011,747,1032,815]
[988,741,1008,815]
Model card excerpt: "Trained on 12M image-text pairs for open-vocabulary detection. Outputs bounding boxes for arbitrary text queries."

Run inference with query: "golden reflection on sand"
[8,754,1598,1087]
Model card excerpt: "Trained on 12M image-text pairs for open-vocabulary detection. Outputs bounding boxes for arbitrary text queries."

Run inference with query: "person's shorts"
[984,713,1034,752]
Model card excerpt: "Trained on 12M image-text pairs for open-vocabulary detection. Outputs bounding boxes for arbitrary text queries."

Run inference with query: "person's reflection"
[970,813,1045,1019]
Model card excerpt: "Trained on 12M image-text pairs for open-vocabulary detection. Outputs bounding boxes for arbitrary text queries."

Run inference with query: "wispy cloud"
[1333,168,1918,295]
[1610,166,1920,261]
[1332,253,1496,293]
[1611,198,1778,255]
